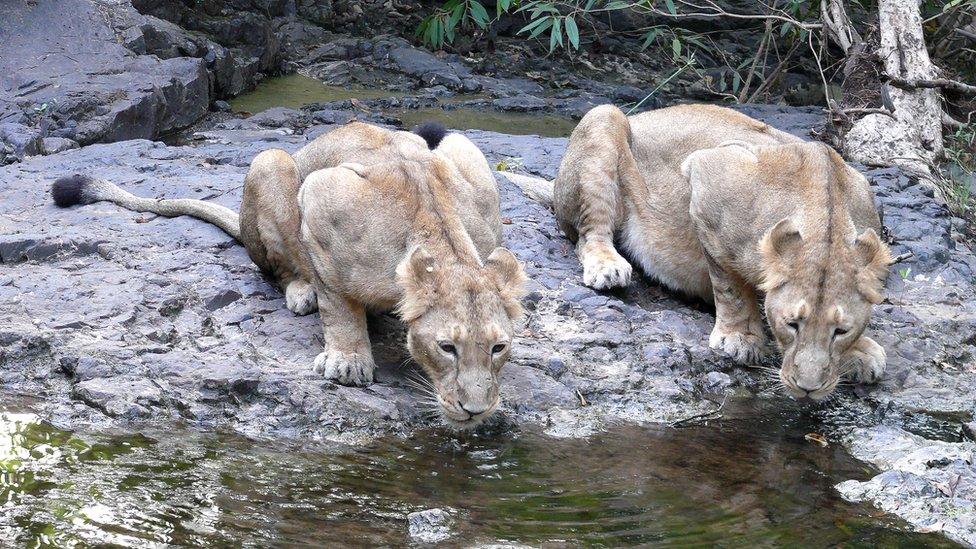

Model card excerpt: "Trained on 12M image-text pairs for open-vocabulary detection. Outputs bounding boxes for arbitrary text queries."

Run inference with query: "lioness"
[509,104,891,400]
[52,121,526,427]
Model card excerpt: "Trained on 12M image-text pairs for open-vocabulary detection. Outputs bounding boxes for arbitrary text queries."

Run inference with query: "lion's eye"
[439,342,457,354]
[786,321,800,332]
[833,327,849,338]
[491,343,507,354]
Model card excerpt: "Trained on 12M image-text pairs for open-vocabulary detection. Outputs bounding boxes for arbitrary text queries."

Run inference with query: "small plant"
[941,124,975,218]
[416,0,493,49]
[494,156,525,171]
[899,267,912,281]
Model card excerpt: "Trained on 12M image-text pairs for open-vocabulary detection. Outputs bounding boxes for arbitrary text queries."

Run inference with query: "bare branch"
[943,113,967,129]
[821,0,861,54]
[955,27,976,42]
[629,0,822,30]
[888,76,976,95]
[833,107,897,119]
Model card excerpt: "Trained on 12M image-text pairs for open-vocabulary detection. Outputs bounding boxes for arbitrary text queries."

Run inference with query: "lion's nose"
[793,375,826,393]
[458,401,491,416]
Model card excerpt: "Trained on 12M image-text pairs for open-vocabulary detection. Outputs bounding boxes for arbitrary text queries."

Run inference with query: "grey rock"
[492,94,549,112]
[41,137,80,155]
[0,0,302,155]
[837,427,976,547]
[407,508,454,543]
[702,371,732,393]
[0,123,42,160]
[246,107,310,129]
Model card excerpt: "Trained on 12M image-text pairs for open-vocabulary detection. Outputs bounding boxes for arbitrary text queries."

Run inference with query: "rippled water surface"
[0,394,957,547]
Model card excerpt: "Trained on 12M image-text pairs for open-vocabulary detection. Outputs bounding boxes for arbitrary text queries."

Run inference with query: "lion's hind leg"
[554,104,635,290]
[241,149,319,315]
[284,278,317,315]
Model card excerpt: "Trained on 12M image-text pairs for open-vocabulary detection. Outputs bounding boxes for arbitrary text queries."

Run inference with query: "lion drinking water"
[52,121,526,428]
[507,104,892,400]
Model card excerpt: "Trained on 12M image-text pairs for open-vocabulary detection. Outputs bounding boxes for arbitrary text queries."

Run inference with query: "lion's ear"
[854,228,891,304]
[396,246,438,322]
[759,218,802,291]
[485,247,527,320]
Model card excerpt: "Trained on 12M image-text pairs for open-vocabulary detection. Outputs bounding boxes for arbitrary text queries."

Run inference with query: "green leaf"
[468,1,490,27]
[640,28,659,50]
[529,17,554,39]
[605,1,630,9]
[565,16,580,50]
[664,0,676,15]
[449,4,464,27]
[732,71,741,92]
[779,21,792,36]
[431,17,443,47]
[684,34,707,50]
[671,37,681,59]
[550,17,562,51]
[530,3,560,15]
[517,16,550,35]
[497,0,512,16]
[584,0,599,9]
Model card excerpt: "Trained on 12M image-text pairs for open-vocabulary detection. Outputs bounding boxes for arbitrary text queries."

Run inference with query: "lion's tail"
[499,172,554,207]
[51,174,241,241]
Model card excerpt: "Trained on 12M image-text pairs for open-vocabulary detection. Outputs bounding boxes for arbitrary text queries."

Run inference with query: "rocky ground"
[1,0,975,546]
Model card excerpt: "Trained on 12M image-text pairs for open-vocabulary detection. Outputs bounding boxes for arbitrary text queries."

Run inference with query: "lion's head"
[760,217,891,400]
[396,245,527,427]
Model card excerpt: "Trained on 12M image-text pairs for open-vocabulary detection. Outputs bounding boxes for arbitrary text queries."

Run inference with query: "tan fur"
[551,104,892,400]
[246,122,526,427]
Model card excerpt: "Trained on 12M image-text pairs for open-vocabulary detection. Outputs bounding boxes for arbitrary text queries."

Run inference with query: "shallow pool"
[0,394,956,547]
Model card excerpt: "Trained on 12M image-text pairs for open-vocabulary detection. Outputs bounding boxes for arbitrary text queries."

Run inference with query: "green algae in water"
[0,395,961,547]
[230,73,579,138]
[397,107,578,138]
[228,74,401,113]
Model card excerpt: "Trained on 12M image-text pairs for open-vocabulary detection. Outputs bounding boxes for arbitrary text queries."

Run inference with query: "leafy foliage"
[416,0,493,49]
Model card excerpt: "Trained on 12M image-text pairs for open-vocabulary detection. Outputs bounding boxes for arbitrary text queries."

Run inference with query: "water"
[229,74,579,138]
[0,395,957,547]
[228,73,401,113]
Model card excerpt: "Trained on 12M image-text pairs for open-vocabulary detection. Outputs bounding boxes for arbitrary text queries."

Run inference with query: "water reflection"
[0,395,959,547]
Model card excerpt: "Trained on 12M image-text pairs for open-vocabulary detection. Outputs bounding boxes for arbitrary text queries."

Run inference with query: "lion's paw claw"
[312,351,375,386]
[581,250,632,290]
[709,328,768,365]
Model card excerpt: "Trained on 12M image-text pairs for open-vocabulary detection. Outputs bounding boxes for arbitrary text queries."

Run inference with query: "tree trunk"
[844,0,944,177]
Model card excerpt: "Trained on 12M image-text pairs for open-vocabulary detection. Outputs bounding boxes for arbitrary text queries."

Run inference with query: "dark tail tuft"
[52,174,96,208]
[412,121,447,150]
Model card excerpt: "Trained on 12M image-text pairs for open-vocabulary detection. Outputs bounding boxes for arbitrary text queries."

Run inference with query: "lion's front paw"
[844,337,886,385]
[285,280,317,316]
[581,248,632,290]
[312,351,375,386]
[709,326,768,364]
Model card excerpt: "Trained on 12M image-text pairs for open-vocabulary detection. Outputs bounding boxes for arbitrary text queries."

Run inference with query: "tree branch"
[888,76,976,95]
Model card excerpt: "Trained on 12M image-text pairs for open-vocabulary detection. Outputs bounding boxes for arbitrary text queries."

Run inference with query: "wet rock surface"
[836,427,976,547]
[407,508,456,543]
